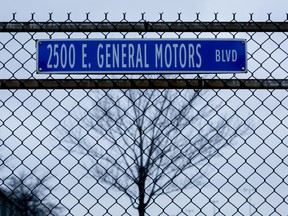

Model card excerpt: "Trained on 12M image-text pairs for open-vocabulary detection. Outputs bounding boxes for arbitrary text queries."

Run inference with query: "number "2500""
[47,44,76,69]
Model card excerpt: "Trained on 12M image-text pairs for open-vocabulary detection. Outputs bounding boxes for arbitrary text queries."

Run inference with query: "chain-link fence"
[0,13,288,215]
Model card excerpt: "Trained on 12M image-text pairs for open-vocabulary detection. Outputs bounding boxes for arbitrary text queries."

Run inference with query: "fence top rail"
[1,21,288,32]
[1,79,287,89]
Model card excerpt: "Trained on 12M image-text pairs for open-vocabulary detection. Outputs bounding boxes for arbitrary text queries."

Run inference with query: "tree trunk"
[138,202,146,216]
[137,186,146,216]
[137,166,147,216]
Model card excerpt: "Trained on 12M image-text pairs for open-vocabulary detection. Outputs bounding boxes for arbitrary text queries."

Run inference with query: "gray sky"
[1,1,288,216]
[1,0,287,20]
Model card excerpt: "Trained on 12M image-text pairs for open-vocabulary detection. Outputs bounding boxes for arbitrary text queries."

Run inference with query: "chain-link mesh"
[0,13,288,215]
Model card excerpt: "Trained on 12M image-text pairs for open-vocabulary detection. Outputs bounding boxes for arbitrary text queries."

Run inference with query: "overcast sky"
[1,0,287,21]
[1,1,288,215]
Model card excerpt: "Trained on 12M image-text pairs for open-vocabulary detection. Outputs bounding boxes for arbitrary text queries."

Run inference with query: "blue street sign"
[36,39,247,74]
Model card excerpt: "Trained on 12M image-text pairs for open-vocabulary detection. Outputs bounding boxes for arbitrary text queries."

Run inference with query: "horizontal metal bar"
[1,79,288,89]
[0,22,288,32]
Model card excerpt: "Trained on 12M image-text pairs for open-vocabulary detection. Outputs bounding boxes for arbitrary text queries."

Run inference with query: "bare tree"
[65,89,246,216]
[2,173,62,216]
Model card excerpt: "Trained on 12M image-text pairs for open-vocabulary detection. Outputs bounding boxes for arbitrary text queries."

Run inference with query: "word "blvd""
[215,49,237,62]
